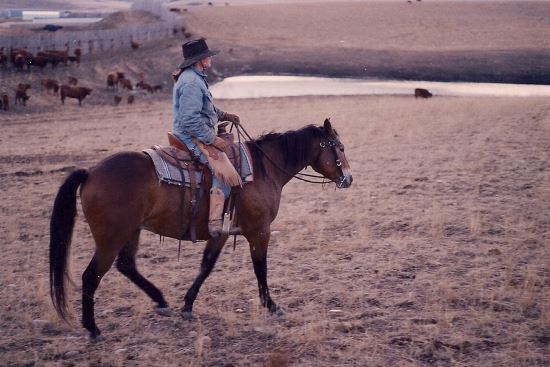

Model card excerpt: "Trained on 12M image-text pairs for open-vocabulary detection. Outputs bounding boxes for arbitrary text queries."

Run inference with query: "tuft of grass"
[468,206,482,237]
[429,202,447,240]
[266,352,290,367]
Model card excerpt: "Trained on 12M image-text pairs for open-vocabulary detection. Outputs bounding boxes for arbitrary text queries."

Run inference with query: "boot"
[208,187,225,237]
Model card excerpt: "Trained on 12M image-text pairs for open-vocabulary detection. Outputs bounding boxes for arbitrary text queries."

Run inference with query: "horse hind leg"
[82,228,141,341]
[82,249,117,342]
[116,230,171,315]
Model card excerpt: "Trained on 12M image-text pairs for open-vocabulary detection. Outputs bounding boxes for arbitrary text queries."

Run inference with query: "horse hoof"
[89,333,105,343]
[156,307,173,317]
[181,311,194,320]
[273,308,286,317]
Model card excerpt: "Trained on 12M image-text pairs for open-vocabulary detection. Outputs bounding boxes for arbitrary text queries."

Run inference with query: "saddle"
[162,128,251,185]
[143,124,253,242]
[145,125,252,188]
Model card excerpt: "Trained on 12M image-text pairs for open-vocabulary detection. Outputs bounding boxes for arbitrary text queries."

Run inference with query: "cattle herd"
[0,46,165,111]
[105,71,163,106]
[1,47,81,72]
[1,44,433,111]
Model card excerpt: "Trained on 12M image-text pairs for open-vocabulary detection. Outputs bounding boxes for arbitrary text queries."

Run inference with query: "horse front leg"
[181,235,228,319]
[247,231,284,316]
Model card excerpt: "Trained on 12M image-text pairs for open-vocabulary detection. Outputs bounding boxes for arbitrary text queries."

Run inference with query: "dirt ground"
[1,1,549,367]
[183,0,550,84]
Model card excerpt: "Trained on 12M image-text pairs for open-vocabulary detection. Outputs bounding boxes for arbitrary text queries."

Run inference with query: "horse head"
[310,118,353,188]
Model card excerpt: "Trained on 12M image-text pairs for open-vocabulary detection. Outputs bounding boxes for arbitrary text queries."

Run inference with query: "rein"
[231,122,342,185]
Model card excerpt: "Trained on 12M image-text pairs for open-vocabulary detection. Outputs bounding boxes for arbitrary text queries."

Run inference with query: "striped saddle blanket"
[143,142,253,187]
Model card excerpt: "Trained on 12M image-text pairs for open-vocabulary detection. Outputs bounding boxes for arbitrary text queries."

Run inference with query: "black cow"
[414,88,433,99]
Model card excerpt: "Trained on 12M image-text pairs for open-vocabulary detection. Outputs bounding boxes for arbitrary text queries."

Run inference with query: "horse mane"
[246,124,325,178]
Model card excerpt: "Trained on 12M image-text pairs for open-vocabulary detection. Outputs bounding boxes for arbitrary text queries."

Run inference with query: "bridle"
[320,138,348,188]
[232,122,346,185]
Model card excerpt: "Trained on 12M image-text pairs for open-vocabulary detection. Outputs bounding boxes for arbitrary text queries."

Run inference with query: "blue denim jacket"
[172,67,224,146]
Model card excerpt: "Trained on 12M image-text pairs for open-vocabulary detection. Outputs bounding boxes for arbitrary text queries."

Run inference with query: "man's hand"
[223,112,240,125]
[212,136,226,151]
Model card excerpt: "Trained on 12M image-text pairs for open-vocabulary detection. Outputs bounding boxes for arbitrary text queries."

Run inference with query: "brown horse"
[49,119,352,341]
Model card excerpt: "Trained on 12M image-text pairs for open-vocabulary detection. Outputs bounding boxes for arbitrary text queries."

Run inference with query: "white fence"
[0,0,183,55]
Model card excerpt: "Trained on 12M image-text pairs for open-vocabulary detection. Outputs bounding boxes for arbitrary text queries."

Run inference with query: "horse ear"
[323,118,333,133]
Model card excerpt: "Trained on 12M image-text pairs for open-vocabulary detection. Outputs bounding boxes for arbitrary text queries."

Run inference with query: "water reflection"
[211,75,550,99]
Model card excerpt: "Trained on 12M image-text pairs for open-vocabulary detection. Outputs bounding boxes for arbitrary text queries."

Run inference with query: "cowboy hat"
[179,38,220,69]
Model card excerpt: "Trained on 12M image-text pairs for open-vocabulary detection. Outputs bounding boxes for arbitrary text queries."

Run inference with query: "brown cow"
[119,78,133,91]
[44,50,68,67]
[17,83,31,92]
[67,76,78,85]
[37,52,59,68]
[29,55,48,69]
[69,48,81,64]
[107,72,126,89]
[136,80,154,93]
[13,53,28,71]
[10,48,30,62]
[107,72,118,89]
[15,84,31,106]
[113,95,122,105]
[414,88,433,98]
[153,84,163,92]
[0,50,7,68]
[60,85,92,106]
[127,95,134,104]
[131,41,140,50]
[0,94,9,111]
[41,79,59,95]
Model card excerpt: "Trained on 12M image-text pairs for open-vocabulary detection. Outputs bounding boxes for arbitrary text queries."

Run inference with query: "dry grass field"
[1,95,549,366]
[1,1,549,366]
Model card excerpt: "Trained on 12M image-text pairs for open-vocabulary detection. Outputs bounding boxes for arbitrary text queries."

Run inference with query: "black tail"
[49,169,88,320]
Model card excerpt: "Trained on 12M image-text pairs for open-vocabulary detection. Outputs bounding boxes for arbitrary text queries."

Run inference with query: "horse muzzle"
[336,174,353,188]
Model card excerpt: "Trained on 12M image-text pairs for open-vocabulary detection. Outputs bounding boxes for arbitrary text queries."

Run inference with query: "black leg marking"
[182,236,227,317]
[116,231,168,308]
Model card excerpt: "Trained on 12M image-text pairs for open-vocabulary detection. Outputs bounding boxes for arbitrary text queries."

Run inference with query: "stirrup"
[208,216,241,237]
[222,213,242,235]
[222,213,231,234]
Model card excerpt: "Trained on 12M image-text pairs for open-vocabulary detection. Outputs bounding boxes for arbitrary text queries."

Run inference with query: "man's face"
[200,56,212,69]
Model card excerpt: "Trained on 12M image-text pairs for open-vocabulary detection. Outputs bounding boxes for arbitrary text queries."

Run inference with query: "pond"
[211,75,550,99]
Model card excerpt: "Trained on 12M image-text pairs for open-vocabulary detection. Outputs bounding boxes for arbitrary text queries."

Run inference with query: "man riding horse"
[49,38,353,341]
[172,38,241,237]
